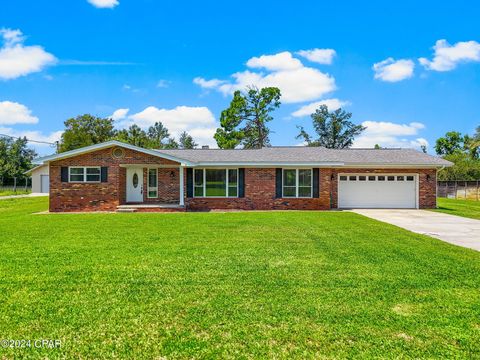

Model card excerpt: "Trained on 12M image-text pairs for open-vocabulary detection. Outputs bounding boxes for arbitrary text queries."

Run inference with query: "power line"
[0,133,57,146]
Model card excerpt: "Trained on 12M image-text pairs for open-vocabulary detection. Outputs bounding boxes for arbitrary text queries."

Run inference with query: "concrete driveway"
[352,209,480,251]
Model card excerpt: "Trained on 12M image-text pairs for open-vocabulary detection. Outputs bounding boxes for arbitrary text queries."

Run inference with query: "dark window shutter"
[275,168,282,198]
[238,168,245,197]
[313,168,319,198]
[101,167,108,182]
[61,167,68,182]
[186,168,193,198]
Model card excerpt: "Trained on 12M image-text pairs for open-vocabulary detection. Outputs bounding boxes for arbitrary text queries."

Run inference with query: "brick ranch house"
[34,140,452,212]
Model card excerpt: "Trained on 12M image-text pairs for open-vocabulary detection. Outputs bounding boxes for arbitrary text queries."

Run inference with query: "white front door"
[40,175,49,193]
[126,168,143,203]
[338,174,417,209]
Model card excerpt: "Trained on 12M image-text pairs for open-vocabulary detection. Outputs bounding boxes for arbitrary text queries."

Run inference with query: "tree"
[147,122,171,148]
[58,114,116,152]
[164,138,179,149]
[434,131,465,156]
[0,137,36,182]
[178,131,198,149]
[115,125,150,148]
[437,152,480,181]
[296,105,365,148]
[214,86,281,149]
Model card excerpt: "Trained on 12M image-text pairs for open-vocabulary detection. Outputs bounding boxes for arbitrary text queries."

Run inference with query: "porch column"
[179,165,185,206]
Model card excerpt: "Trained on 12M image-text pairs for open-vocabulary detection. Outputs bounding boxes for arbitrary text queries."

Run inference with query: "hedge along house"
[35,140,452,212]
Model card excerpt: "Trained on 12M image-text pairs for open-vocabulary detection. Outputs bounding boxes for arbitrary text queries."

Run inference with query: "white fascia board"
[34,140,195,166]
[341,163,449,168]
[189,162,345,167]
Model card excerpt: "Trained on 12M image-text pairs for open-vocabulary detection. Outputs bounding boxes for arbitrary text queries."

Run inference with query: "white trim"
[147,168,158,199]
[179,166,185,206]
[36,140,194,166]
[282,168,313,198]
[68,166,101,183]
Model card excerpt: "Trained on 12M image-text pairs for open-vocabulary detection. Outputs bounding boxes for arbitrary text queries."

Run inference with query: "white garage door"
[338,174,417,209]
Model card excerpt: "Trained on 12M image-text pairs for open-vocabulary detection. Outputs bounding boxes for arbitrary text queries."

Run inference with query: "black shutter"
[275,168,282,198]
[61,167,68,182]
[313,168,319,198]
[186,168,193,198]
[238,168,245,197]
[101,167,108,182]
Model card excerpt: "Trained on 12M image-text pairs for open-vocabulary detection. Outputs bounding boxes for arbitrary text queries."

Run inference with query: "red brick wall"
[49,147,179,212]
[143,168,180,204]
[186,168,437,210]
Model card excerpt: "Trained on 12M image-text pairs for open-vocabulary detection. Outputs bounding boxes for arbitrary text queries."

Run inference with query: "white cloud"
[193,77,226,89]
[0,28,57,80]
[0,101,39,125]
[373,58,415,82]
[87,0,119,8]
[110,108,129,121]
[246,51,303,71]
[194,51,336,104]
[353,121,428,149]
[113,105,217,146]
[296,48,336,65]
[291,98,349,117]
[156,79,170,88]
[419,39,480,71]
[0,127,62,151]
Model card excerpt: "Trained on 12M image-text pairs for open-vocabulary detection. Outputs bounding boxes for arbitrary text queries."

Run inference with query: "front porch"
[120,164,185,208]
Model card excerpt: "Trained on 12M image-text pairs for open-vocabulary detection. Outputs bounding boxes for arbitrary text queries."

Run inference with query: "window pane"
[283,186,296,197]
[194,169,203,186]
[70,175,84,182]
[228,186,238,197]
[194,186,204,197]
[349,176,357,181]
[228,169,238,197]
[359,176,366,181]
[86,167,100,175]
[406,176,414,181]
[368,176,376,181]
[86,174,100,182]
[340,176,347,181]
[298,186,311,197]
[378,176,385,181]
[206,169,226,197]
[387,176,395,181]
[283,169,296,186]
[148,190,157,197]
[148,169,157,187]
[70,168,84,175]
[397,176,404,181]
[298,169,311,186]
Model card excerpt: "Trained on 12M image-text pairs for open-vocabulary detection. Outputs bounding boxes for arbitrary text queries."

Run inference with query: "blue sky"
[0,0,479,155]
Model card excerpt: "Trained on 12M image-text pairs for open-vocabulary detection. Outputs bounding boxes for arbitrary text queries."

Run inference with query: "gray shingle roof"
[156,147,452,166]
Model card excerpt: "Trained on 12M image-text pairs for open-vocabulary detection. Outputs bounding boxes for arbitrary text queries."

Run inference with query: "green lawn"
[1,198,479,359]
[436,198,480,220]
[0,189,31,197]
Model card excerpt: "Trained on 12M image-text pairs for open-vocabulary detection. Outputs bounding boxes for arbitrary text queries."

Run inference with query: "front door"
[126,168,143,203]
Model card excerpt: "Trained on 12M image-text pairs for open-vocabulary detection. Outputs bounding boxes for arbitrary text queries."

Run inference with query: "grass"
[435,198,480,220]
[0,189,31,197]
[1,198,480,359]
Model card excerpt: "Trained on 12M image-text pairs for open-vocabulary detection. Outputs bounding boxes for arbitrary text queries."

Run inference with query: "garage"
[338,174,418,209]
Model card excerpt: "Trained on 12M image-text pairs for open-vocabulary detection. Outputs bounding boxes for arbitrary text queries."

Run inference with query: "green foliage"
[434,131,466,156]
[0,136,36,181]
[178,131,198,149]
[296,105,365,148]
[59,114,116,152]
[437,152,480,180]
[214,87,281,149]
[115,125,150,148]
[1,197,480,358]
[147,122,171,148]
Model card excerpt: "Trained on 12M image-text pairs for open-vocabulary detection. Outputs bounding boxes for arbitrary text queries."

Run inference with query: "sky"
[0,0,479,155]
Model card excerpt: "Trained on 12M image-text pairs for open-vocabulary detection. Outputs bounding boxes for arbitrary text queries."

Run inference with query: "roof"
[155,147,452,167]
[33,141,452,168]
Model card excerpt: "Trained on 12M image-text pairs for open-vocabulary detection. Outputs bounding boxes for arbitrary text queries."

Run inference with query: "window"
[387,176,395,181]
[359,176,366,181]
[193,169,238,197]
[339,176,347,181]
[368,176,376,181]
[69,167,100,182]
[406,176,414,181]
[283,169,312,198]
[147,169,158,198]
[349,176,357,181]
[378,176,385,181]
[397,176,404,181]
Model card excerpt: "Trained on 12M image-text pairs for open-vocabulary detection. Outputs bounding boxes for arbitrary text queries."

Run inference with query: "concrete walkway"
[352,209,480,252]
[0,193,48,200]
